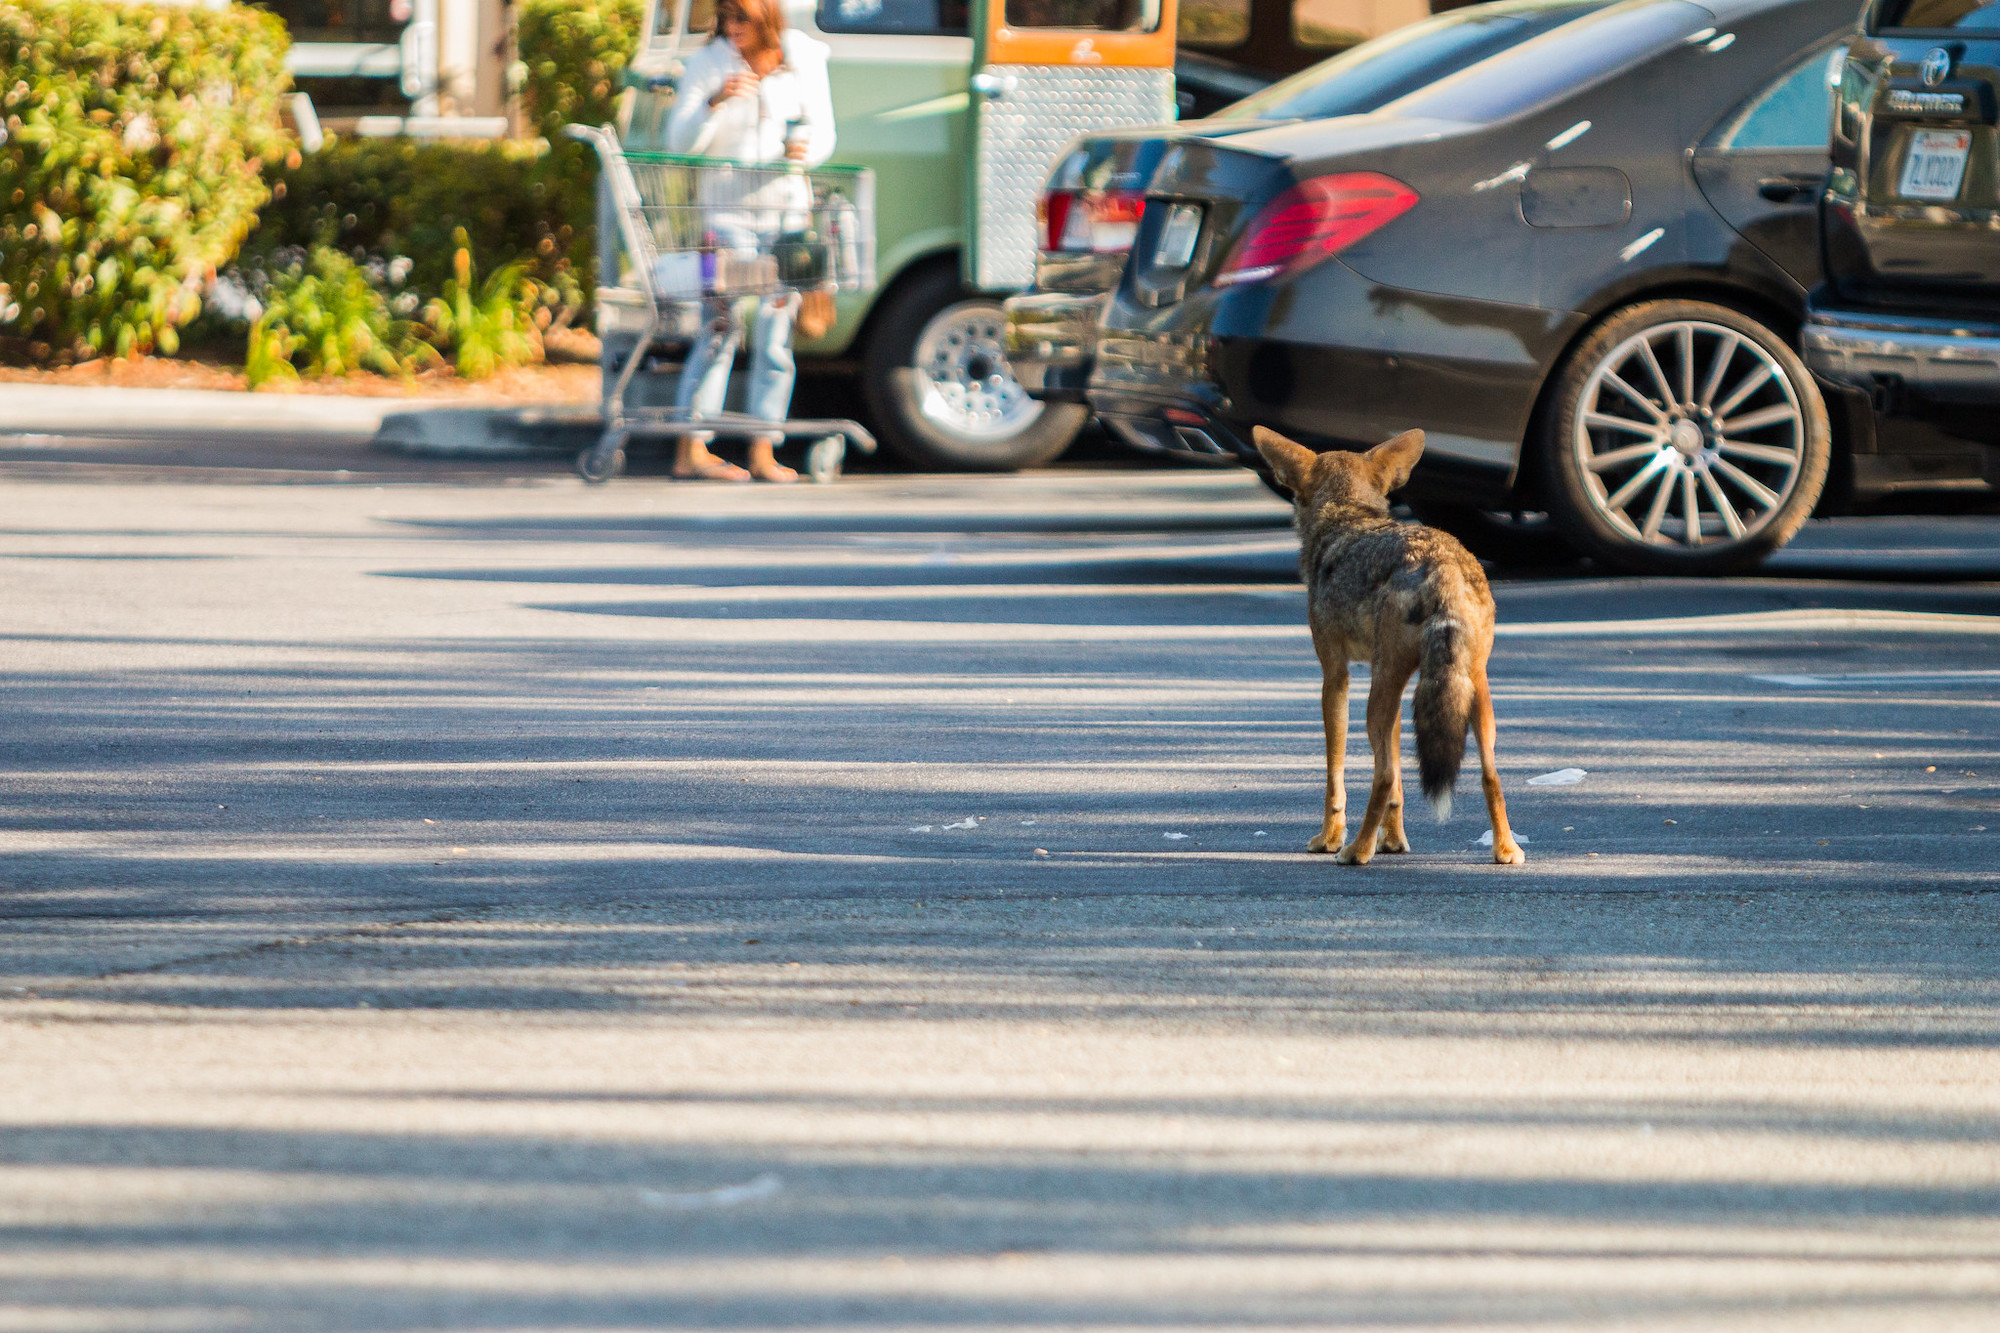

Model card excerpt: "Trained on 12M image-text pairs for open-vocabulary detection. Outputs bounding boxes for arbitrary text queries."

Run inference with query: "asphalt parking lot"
[1,435,1996,1330]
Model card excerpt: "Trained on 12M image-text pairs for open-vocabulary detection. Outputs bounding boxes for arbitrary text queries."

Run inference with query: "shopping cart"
[565,124,878,483]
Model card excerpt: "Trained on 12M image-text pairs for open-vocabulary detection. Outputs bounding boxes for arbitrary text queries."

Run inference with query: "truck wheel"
[1540,299,1829,575]
[862,263,1087,471]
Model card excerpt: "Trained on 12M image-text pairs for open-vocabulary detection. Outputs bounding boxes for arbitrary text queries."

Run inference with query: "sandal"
[671,460,752,482]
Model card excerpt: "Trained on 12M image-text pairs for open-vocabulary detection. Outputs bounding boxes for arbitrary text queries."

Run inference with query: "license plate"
[1898,129,1971,202]
[1153,203,1202,269]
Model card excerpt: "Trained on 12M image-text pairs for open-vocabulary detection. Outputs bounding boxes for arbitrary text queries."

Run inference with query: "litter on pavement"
[639,1173,782,1211]
[1527,768,1588,786]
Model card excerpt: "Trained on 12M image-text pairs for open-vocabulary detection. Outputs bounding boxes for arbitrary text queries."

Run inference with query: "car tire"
[1539,299,1829,576]
[1404,498,1577,568]
[861,263,1088,471]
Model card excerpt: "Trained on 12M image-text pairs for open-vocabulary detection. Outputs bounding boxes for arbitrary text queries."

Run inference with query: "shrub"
[516,0,644,144]
[423,237,546,381]
[243,245,428,389]
[255,138,586,312]
[0,0,291,361]
[253,0,647,323]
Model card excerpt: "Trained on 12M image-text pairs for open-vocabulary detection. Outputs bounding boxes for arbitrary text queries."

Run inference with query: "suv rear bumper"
[1803,302,2000,406]
[1002,290,1110,403]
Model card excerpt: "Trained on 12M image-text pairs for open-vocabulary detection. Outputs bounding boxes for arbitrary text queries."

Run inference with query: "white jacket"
[666,29,836,169]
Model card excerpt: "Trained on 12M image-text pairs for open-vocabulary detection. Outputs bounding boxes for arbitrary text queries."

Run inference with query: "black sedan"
[1084,0,1881,574]
[1006,0,1618,407]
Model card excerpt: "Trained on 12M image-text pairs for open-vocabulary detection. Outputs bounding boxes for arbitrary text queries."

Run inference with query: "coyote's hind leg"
[1307,655,1349,853]
[1337,656,1415,865]
[1473,666,1524,865]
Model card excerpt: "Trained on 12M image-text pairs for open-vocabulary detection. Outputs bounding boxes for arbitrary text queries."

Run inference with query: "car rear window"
[1876,0,2000,30]
[1386,0,1713,124]
[1715,43,1846,149]
[1215,0,1612,122]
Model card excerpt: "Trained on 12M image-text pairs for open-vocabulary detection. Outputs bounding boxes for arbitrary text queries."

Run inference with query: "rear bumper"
[1002,290,1111,403]
[1803,301,2000,406]
[1093,401,1253,464]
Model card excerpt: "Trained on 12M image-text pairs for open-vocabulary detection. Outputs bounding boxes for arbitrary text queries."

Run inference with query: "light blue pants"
[675,289,798,439]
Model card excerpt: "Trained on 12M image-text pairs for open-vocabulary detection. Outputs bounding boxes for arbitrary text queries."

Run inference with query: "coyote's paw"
[1491,839,1526,866]
[1307,824,1343,854]
[1377,828,1410,854]
[1334,839,1374,865]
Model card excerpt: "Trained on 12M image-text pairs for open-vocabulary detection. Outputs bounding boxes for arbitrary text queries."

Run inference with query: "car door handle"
[1757,175,1823,203]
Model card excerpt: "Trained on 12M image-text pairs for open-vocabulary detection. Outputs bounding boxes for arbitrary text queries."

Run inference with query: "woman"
[663,0,835,482]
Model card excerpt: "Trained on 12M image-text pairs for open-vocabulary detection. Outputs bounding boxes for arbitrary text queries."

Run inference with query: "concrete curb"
[0,383,434,442]
[0,383,601,458]
[373,404,599,459]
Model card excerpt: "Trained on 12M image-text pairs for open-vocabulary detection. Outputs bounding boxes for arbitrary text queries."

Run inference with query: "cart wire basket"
[566,123,879,483]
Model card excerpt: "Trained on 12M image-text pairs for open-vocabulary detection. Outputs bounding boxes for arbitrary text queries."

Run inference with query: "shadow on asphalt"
[4,441,1999,1326]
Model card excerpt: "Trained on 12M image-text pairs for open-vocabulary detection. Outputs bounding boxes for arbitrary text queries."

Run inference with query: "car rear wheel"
[1540,300,1829,575]
[862,264,1088,471]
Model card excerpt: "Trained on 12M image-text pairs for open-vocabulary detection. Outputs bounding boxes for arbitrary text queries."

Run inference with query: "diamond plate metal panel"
[973,66,1175,291]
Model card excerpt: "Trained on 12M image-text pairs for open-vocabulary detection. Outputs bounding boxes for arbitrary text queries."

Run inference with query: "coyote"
[1254,426,1525,865]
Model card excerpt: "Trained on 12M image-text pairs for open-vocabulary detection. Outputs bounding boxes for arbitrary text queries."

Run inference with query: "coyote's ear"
[1364,429,1425,495]
[1253,426,1317,496]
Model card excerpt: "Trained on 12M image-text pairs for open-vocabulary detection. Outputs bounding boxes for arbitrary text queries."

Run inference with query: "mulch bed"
[0,329,603,404]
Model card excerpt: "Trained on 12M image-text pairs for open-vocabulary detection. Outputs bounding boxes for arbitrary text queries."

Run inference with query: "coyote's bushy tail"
[1414,608,1475,822]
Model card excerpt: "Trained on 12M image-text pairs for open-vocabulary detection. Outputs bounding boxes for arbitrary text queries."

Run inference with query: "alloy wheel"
[911,300,1044,442]
[1572,319,1806,549]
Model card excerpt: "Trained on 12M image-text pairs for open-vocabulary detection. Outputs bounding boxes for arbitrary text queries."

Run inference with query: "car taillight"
[1039,189,1148,253]
[1213,173,1418,288]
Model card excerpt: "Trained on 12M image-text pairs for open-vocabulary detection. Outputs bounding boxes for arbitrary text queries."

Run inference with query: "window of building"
[1292,0,1365,49]
[1179,0,1249,47]
[262,0,407,45]
[1002,0,1162,33]
[1389,0,1708,124]
[1880,0,2000,30]
[1221,1,1606,122]
[817,0,969,35]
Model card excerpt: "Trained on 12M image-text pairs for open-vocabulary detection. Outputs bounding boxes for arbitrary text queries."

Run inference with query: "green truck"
[606,0,1182,468]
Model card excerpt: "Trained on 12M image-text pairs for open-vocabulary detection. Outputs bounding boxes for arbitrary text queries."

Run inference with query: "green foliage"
[243,246,428,389]
[255,138,586,313]
[0,0,291,362]
[243,306,298,389]
[516,0,644,143]
[421,232,546,382]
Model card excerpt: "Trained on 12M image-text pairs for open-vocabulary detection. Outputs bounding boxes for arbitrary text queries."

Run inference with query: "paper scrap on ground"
[1527,768,1588,786]
[942,817,979,830]
[908,825,932,833]
[1162,832,1190,841]
[641,1173,781,1211]
[1253,831,1268,837]
[1019,819,1037,826]
[1475,830,1530,846]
